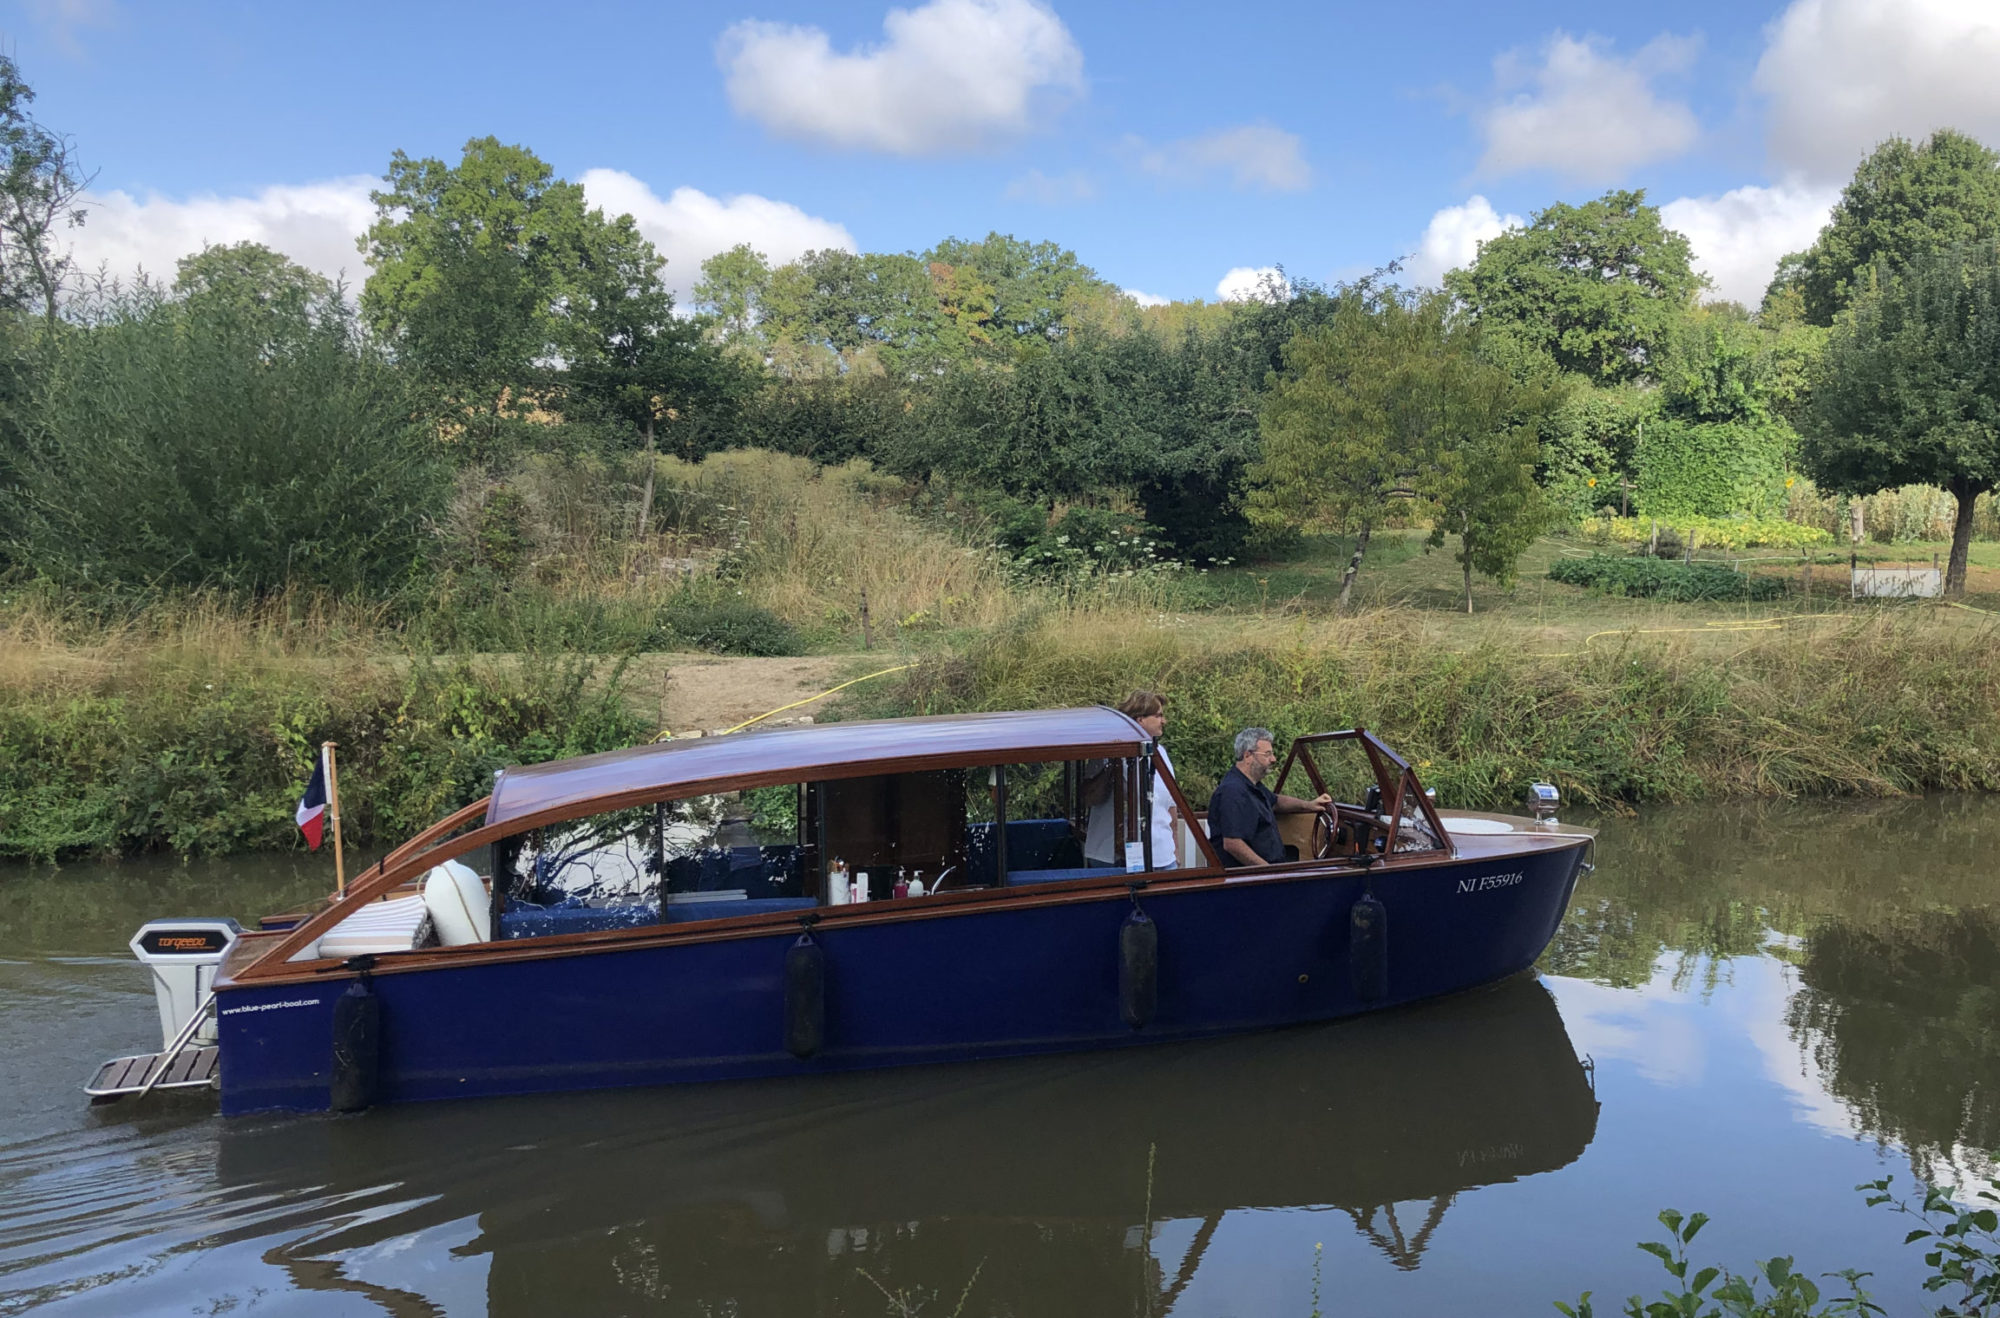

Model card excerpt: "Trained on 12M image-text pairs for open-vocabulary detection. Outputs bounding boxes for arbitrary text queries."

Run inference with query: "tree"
[1249,291,1436,611]
[561,255,750,533]
[919,232,1110,342]
[693,243,771,345]
[174,241,333,325]
[1773,129,2000,328]
[759,248,944,376]
[1444,190,1703,384]
[1803,244,2000,598]
[1426,345,1558,612]
[359,138,651,431]
[0,55,91,333]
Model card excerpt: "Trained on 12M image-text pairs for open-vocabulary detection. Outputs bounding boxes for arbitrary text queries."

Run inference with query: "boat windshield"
[1275,730,1451,859]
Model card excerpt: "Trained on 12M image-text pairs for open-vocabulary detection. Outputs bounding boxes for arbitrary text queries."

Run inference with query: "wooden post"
[324,741,347,897]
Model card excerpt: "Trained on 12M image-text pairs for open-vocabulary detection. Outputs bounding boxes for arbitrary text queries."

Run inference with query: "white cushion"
[313,895,430,960]
[423,860,490,946]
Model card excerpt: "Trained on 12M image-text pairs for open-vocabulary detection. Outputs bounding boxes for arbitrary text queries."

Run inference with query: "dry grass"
[648,451,1018,636]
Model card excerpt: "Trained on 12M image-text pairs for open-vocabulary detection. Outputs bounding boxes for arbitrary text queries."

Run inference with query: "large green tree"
[359,138,657,432]
[692,243,771,345]
[1771,129,2000,328]
[919,232,1110,342]
[1444,190,1703,384]
[1802,244,2000,597]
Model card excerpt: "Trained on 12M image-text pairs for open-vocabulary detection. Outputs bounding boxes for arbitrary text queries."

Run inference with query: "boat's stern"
[82,918,241,1103]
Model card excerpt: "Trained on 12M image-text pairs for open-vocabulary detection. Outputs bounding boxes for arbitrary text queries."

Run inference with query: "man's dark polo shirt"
[1207,765,1283,866]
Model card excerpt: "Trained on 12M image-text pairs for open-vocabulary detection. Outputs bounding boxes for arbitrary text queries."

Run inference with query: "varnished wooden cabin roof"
[485,707,1151,827]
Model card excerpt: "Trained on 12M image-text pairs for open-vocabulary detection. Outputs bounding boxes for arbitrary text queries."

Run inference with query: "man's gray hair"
[1233,727,1275,761]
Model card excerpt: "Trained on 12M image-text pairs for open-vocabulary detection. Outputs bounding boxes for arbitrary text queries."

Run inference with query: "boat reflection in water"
[216,972,1597,1315]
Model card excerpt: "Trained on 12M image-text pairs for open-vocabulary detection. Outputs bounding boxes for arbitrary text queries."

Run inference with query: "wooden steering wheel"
[1311,809,1339,860]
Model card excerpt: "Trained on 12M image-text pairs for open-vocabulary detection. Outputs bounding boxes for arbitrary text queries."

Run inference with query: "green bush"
[3,284,447,594]
[1635,417,1793,520]
[656,590,800,656]
[1548,554,1783,602]
[0,654,648,861]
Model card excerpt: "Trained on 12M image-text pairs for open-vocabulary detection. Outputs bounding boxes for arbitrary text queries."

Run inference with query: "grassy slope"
[7,454,2000,858]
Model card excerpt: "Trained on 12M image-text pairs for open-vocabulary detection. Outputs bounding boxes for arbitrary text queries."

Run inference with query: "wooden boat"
[91,709,1595,1115]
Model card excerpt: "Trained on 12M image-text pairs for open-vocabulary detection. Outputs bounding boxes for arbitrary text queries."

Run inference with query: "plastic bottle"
[827,858,848,906]
[908,875,926,897]
[893,869,910,900]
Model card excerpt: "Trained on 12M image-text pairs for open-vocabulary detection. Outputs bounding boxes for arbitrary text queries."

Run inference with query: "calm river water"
[2,796,1997,1316]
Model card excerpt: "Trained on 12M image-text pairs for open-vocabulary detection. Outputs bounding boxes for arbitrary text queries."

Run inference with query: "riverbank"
[4,590,1998,861]
[846,602,2000,809]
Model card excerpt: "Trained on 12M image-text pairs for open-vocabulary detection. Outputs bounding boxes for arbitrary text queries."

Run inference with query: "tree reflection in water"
[1543,793,2000,1176]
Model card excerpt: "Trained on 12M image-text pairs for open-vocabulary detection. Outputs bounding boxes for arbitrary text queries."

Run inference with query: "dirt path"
[623,653,879,735]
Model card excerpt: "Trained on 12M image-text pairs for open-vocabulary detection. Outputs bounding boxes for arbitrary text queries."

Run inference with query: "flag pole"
[323,741,347,897]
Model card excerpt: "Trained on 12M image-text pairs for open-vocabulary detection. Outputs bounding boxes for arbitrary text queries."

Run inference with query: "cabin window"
[811,757,1168,903]
[491,787,818,938]
[493,808,661,939]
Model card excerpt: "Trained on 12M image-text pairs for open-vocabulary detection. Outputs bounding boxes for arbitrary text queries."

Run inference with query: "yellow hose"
[655,662,918,741]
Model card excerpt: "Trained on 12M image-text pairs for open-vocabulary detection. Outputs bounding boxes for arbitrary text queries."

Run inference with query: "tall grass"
[844,604,2000,809]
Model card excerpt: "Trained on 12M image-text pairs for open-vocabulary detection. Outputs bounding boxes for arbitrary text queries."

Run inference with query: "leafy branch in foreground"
[1863,1173,2000,1315]
[1560,1175,2000,1318]
[1555,1206,1882,1318]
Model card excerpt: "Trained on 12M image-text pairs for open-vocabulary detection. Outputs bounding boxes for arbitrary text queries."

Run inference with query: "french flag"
[296,748,329,850]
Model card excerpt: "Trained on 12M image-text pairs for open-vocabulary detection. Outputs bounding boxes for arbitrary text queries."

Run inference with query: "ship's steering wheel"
[1311,808,1339,860]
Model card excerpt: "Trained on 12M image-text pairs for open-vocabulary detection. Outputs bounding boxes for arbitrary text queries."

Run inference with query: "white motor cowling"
[130,919,242,1049]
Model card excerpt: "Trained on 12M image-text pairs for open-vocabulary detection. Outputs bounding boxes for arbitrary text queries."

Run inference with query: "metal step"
[85,1047,220,1100]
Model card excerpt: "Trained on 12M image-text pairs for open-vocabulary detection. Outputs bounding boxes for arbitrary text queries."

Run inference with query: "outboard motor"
[130,919,242,1049]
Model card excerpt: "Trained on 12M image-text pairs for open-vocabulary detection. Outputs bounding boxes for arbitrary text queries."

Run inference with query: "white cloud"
[1004,168,1097,204]
[1129,123,1312,193]
[1215,266,1289,302]
[579,170,854,303]
[1123,288,1169,307]
[61,172,853,311]
[1660,181,1839,307]
[1404,194,1523,288]
[64,176,377,290]
[1754,0,2000,182]
[718,0,1085,156]
[1479,32,1701,183]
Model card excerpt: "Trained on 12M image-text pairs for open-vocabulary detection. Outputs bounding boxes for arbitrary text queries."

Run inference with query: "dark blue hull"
[218,842,1587,1115]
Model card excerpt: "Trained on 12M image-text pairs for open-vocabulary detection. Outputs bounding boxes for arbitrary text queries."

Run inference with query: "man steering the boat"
[1207,728,1332,867]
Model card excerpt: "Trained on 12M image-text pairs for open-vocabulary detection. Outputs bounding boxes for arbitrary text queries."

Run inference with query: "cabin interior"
[484,756,1182,940]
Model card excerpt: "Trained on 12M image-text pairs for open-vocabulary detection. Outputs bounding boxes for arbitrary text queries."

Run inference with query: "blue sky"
[6,0,1999,308]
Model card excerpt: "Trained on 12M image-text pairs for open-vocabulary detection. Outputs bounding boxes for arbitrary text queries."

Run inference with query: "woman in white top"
[1082,690,1178,870]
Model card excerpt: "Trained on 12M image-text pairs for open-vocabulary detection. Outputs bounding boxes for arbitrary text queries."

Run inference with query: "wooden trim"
[223,828,1592,988]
